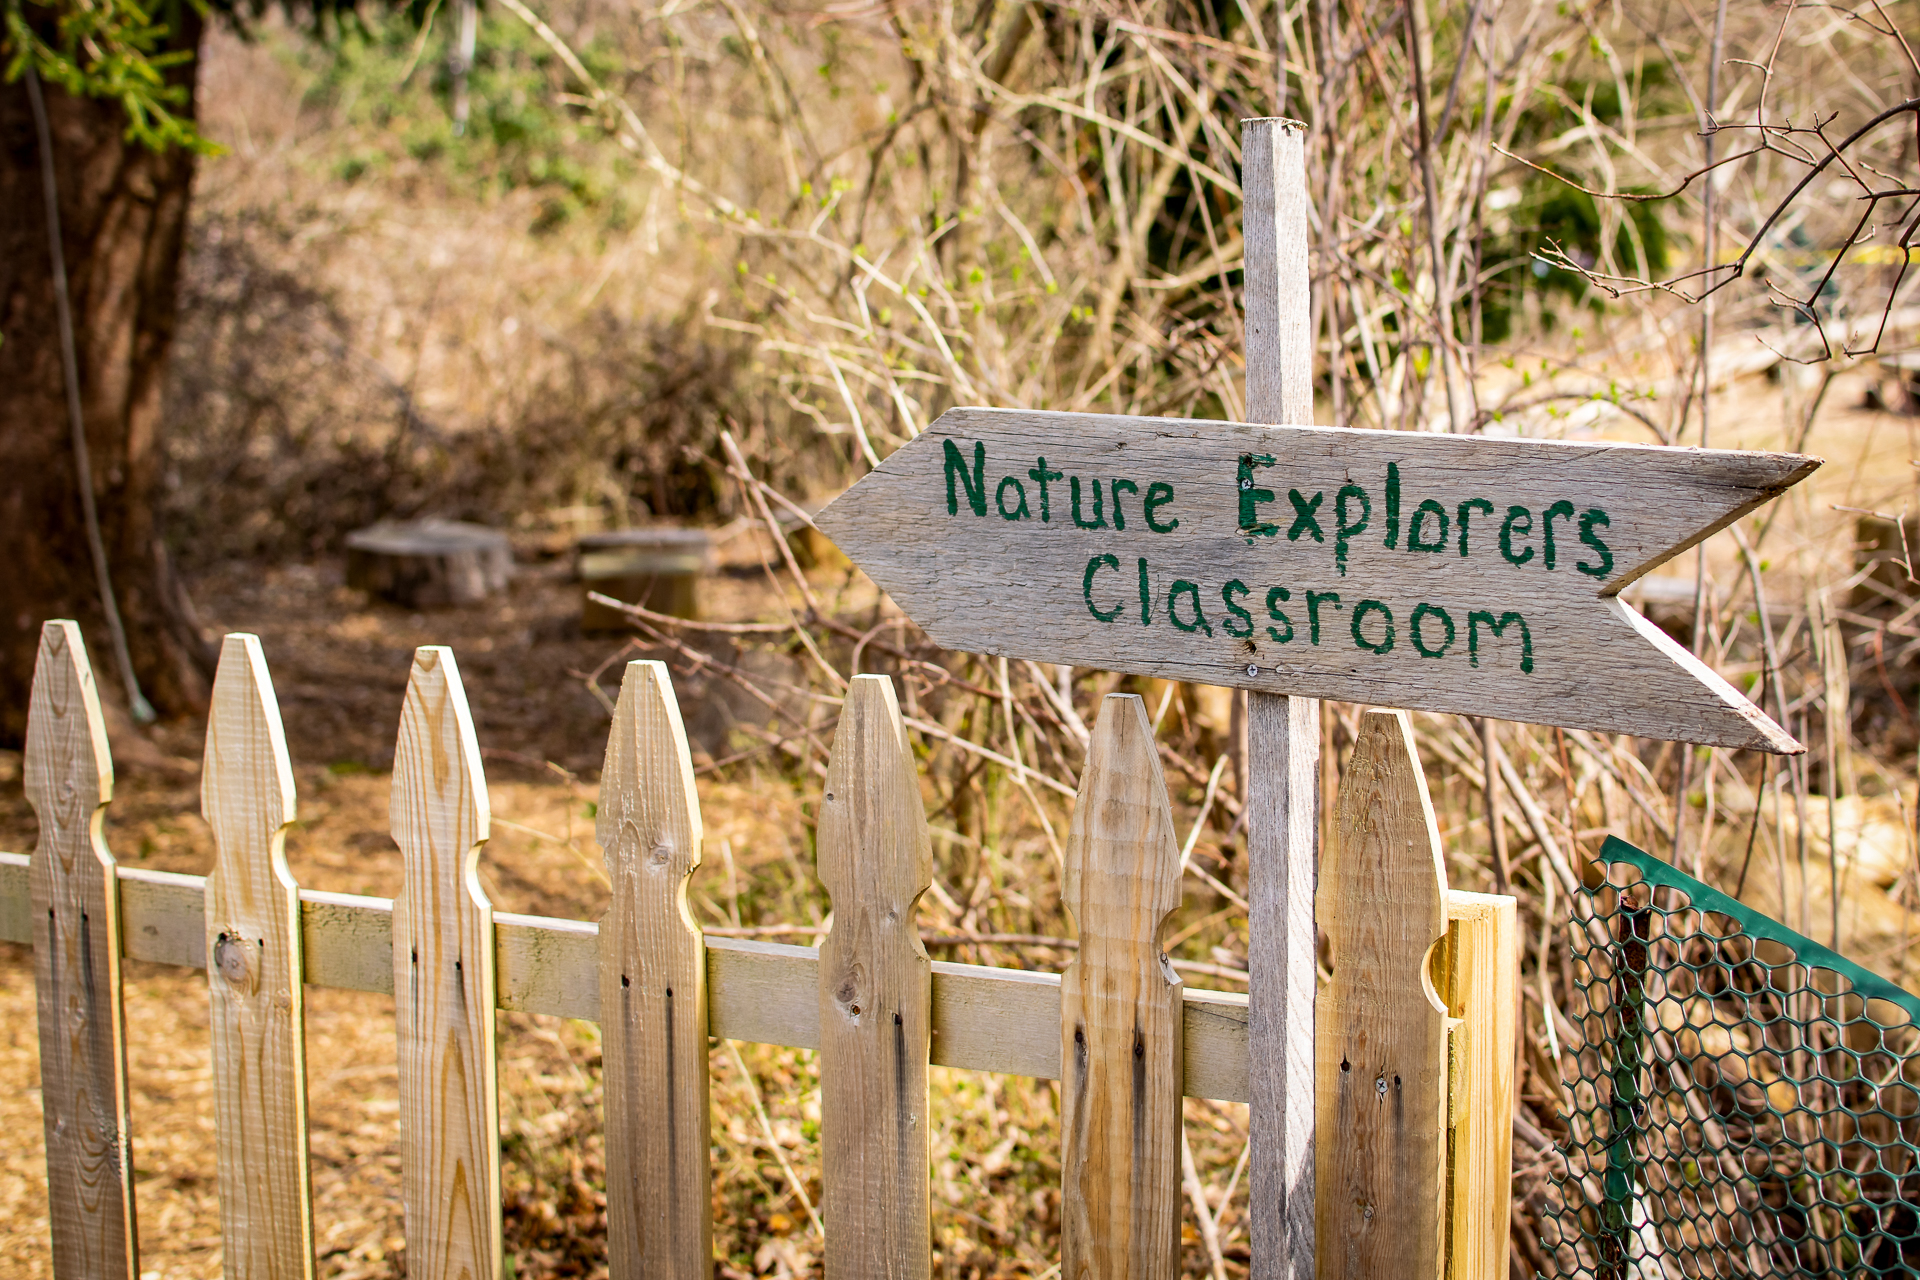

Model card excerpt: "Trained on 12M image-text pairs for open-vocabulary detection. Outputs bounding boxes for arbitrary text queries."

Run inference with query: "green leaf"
[3,0,221,154]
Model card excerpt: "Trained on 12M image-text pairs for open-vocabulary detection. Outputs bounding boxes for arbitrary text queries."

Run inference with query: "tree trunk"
[0,9,213,744]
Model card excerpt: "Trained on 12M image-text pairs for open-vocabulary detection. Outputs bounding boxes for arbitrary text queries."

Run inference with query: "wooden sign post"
[1242,118,1321,1280]
[814,119,1818,1280]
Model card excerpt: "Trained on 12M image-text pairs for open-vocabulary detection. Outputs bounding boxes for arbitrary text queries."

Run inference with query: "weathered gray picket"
[817,675,935,1280]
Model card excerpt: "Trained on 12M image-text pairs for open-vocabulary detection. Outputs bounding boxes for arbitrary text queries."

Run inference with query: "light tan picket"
[1315,709,1451,1280]
[1059,693,1184,1280]
[598,660,711,1280]
[1440,893,1517,1280]
[817,674,933,1280]
[26,620,138,1280]
[391,646,503,1280]
[203,634,315,1279]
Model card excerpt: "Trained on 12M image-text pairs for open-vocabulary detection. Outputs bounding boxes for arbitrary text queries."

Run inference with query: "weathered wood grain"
[1315,710,1450,1280]
[1244,115,1321,1280]
[202,635,314,1280]
[390,647,502,1280]
[1060,694,1184,1280]
[813,411,1817,749]
[1440,893,1517,1280]
[1180,987,1250,1103]
[598,661,711,1280]
[1247,691,1319,1280]
[931,958,1057,1081]
[25,621,138,1280]
[708,936,819,1047]
[98,865,206,968]
[1243,116,1314,429]
[817,675,934,1280]
[0,854,1255,1099]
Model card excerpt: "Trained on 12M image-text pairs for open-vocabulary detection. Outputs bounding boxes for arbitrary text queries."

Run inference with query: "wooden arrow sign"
[815,407,1819,752]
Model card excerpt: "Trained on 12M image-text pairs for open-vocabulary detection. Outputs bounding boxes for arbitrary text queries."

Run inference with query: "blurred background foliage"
[304,9,634,226]
[101,0,1902,562]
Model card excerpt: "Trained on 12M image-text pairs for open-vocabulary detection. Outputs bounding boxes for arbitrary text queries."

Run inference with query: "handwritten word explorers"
[941,439,1620,674]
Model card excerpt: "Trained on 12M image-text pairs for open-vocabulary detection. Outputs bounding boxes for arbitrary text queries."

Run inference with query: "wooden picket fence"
[0,620,1514,1280]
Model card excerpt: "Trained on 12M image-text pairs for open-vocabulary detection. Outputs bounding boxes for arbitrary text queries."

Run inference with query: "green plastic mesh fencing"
[1537,836,1920,1279]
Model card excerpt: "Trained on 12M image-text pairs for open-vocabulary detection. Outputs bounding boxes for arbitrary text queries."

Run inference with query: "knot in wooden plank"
[201,630,314,1280]
[818,675,933,1280]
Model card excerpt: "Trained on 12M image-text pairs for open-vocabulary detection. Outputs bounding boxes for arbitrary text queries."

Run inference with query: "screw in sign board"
[814,407,1819,753]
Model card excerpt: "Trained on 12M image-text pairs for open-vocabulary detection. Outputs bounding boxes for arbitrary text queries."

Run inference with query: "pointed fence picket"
[1438,893,1517,1280]
[599,660,712,1280]
[817,675,935,1280]
[2,625,1518,1280]
[1059,694,1184,1280]
[392,647,503,1280]
[26,621,138,1280]
[202,633,314,1280]
[1316,709,1452,1278]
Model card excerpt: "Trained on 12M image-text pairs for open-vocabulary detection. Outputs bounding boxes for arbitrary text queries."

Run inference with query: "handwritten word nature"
[942,440,1621,675]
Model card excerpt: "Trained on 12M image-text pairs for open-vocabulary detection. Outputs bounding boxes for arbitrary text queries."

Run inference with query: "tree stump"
[579,529,714,631]
[345,519,512,607]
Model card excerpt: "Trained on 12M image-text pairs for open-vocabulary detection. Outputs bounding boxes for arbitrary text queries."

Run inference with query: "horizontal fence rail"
[0,851,1254,1100]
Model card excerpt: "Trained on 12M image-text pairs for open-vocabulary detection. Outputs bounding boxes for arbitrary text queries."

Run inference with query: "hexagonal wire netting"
[1537,837,1920,1279]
